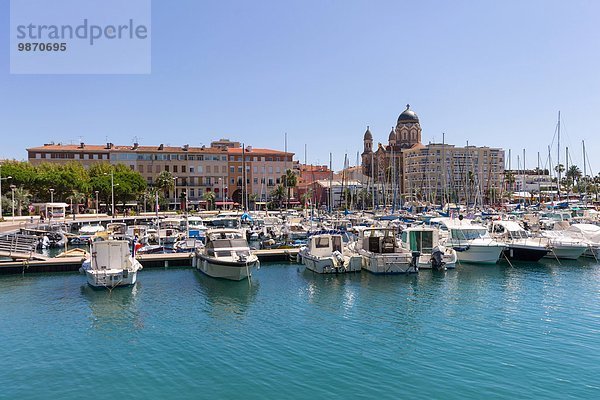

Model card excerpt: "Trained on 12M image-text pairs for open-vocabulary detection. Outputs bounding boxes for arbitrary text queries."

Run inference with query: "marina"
[1,257,599,399]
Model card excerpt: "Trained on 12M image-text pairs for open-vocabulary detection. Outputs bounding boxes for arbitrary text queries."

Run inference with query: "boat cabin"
[360,228,399,254]
[402,227,439,254]
[307,234,343,257]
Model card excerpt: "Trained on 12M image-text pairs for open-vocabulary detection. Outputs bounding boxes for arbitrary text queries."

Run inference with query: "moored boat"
[80,240,142,288]
[298,233,362,274]
[195,229,258,281]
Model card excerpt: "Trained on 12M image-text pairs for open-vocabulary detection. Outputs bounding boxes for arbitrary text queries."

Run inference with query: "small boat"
[489,221,549,262]
[349,227,417,274]
[195,229,258,281]
[435,218,506,264]
[80,240,142,288]
[298,233,362,274]
[401,225,457,270]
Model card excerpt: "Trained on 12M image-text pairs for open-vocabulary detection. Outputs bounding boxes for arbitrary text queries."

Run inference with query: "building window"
[190,188,195,198]
[189,167,195,173]
[173,165,178,173]
[207,166,211,173]
[198,166,203,173]
[165,165,170,172]
[93,154,98,160]
[139,165,144,173]
[230,166,234,173]
[182,165,186,173]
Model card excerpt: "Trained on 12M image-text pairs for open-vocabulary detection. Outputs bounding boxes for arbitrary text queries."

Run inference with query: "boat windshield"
[509,230,529,239]
[212,238,249,249]
[451,228,487,240]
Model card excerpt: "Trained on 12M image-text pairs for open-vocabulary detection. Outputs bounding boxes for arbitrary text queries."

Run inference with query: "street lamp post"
[104,171,116,217]
[95,191,99,214]
[10,185,16,222]
[49,188,54,222]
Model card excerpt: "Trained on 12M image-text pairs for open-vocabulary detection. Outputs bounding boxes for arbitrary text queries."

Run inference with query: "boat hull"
[361,253,417,274]
[85,269,138,288]
[503,245,548,262]
[453,244,504,264]
[543,244,587,260]
[301,253,362,274]
[197,254,257,281]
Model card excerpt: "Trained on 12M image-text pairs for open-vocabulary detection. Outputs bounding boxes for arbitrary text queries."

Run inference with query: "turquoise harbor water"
[1,260,600,399]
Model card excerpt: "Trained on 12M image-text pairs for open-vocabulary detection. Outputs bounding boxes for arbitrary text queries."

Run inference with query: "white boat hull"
[301,253,362,274]
[197,255,257,281]
[361,253,416,274]
[544,244,587,260]
[85,268,138,288]
[453,244,504,264]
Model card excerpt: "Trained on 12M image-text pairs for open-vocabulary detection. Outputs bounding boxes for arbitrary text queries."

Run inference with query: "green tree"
[281,169,297,208]
[155,170,175,198]
[566,165,582,191]
[66,191,87,214]
[270,184,285,209]
[203,191,215,210]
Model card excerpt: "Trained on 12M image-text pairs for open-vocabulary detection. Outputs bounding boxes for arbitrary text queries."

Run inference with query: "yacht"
[489,221,549,262]
[401,225,457,270]
[435,218,505,264]
[349,227,416,274]
[560,223,600,259]
[298,233,362,274]
[80,240,142,288]
[195,229,258,281]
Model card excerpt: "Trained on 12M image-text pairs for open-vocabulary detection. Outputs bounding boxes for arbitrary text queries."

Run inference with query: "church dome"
[397,104,419,123]
[388,127,395,141]
[363,126,372,140]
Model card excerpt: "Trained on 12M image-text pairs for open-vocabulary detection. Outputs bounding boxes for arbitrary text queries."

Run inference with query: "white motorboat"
[538,230,588,260]
[489,221,549,262]
[435,218,505,264]
[298,233,362,274]
[560,223,600,259]
[401,226,457,270]
[195,229,258,281]
[349,227,416,274]
[81,240,142,288]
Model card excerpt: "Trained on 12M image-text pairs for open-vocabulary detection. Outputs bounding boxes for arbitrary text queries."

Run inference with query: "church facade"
[361,105,505,205]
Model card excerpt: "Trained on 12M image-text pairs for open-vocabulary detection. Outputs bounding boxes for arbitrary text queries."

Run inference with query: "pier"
[0,248,300,275]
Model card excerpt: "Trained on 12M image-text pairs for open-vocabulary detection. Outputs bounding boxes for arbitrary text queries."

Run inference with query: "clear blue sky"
[1,0,599,173]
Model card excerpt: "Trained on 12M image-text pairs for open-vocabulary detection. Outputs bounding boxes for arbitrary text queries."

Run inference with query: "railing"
[0,233,39,254]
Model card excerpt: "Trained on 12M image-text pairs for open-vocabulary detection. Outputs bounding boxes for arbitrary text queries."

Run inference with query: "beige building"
[403,143,504,205]
[27,140,294,208]
[361,105,505,205]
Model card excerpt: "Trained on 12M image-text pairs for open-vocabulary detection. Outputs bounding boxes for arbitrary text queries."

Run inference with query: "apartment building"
[27,140,294,207]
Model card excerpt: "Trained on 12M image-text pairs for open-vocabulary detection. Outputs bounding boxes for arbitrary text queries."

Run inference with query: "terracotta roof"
[226,147,293,156]
[27,144,227,153]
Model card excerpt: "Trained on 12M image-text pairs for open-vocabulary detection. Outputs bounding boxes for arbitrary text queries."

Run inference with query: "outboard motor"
[431,245,446,271]
[410,251,420,273]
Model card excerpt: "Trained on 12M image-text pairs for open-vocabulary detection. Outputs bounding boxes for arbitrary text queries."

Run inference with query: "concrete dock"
[0,248,300,275]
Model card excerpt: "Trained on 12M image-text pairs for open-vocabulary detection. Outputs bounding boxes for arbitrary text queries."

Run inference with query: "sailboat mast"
[557,111,561,197]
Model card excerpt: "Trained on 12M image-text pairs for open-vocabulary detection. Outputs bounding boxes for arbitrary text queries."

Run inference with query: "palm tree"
[248,193,259,211]
[566,165,582,191]
[66,190,86,215]
[203,191,215,210]
[282,169,297,208]
[301,190,313,208]
[155,171,175,198]
[12,187,31,216]
[270,184,286,209]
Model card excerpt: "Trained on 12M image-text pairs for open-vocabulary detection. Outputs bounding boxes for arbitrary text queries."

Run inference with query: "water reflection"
[80,283,144,332]
[193,271,259,318]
